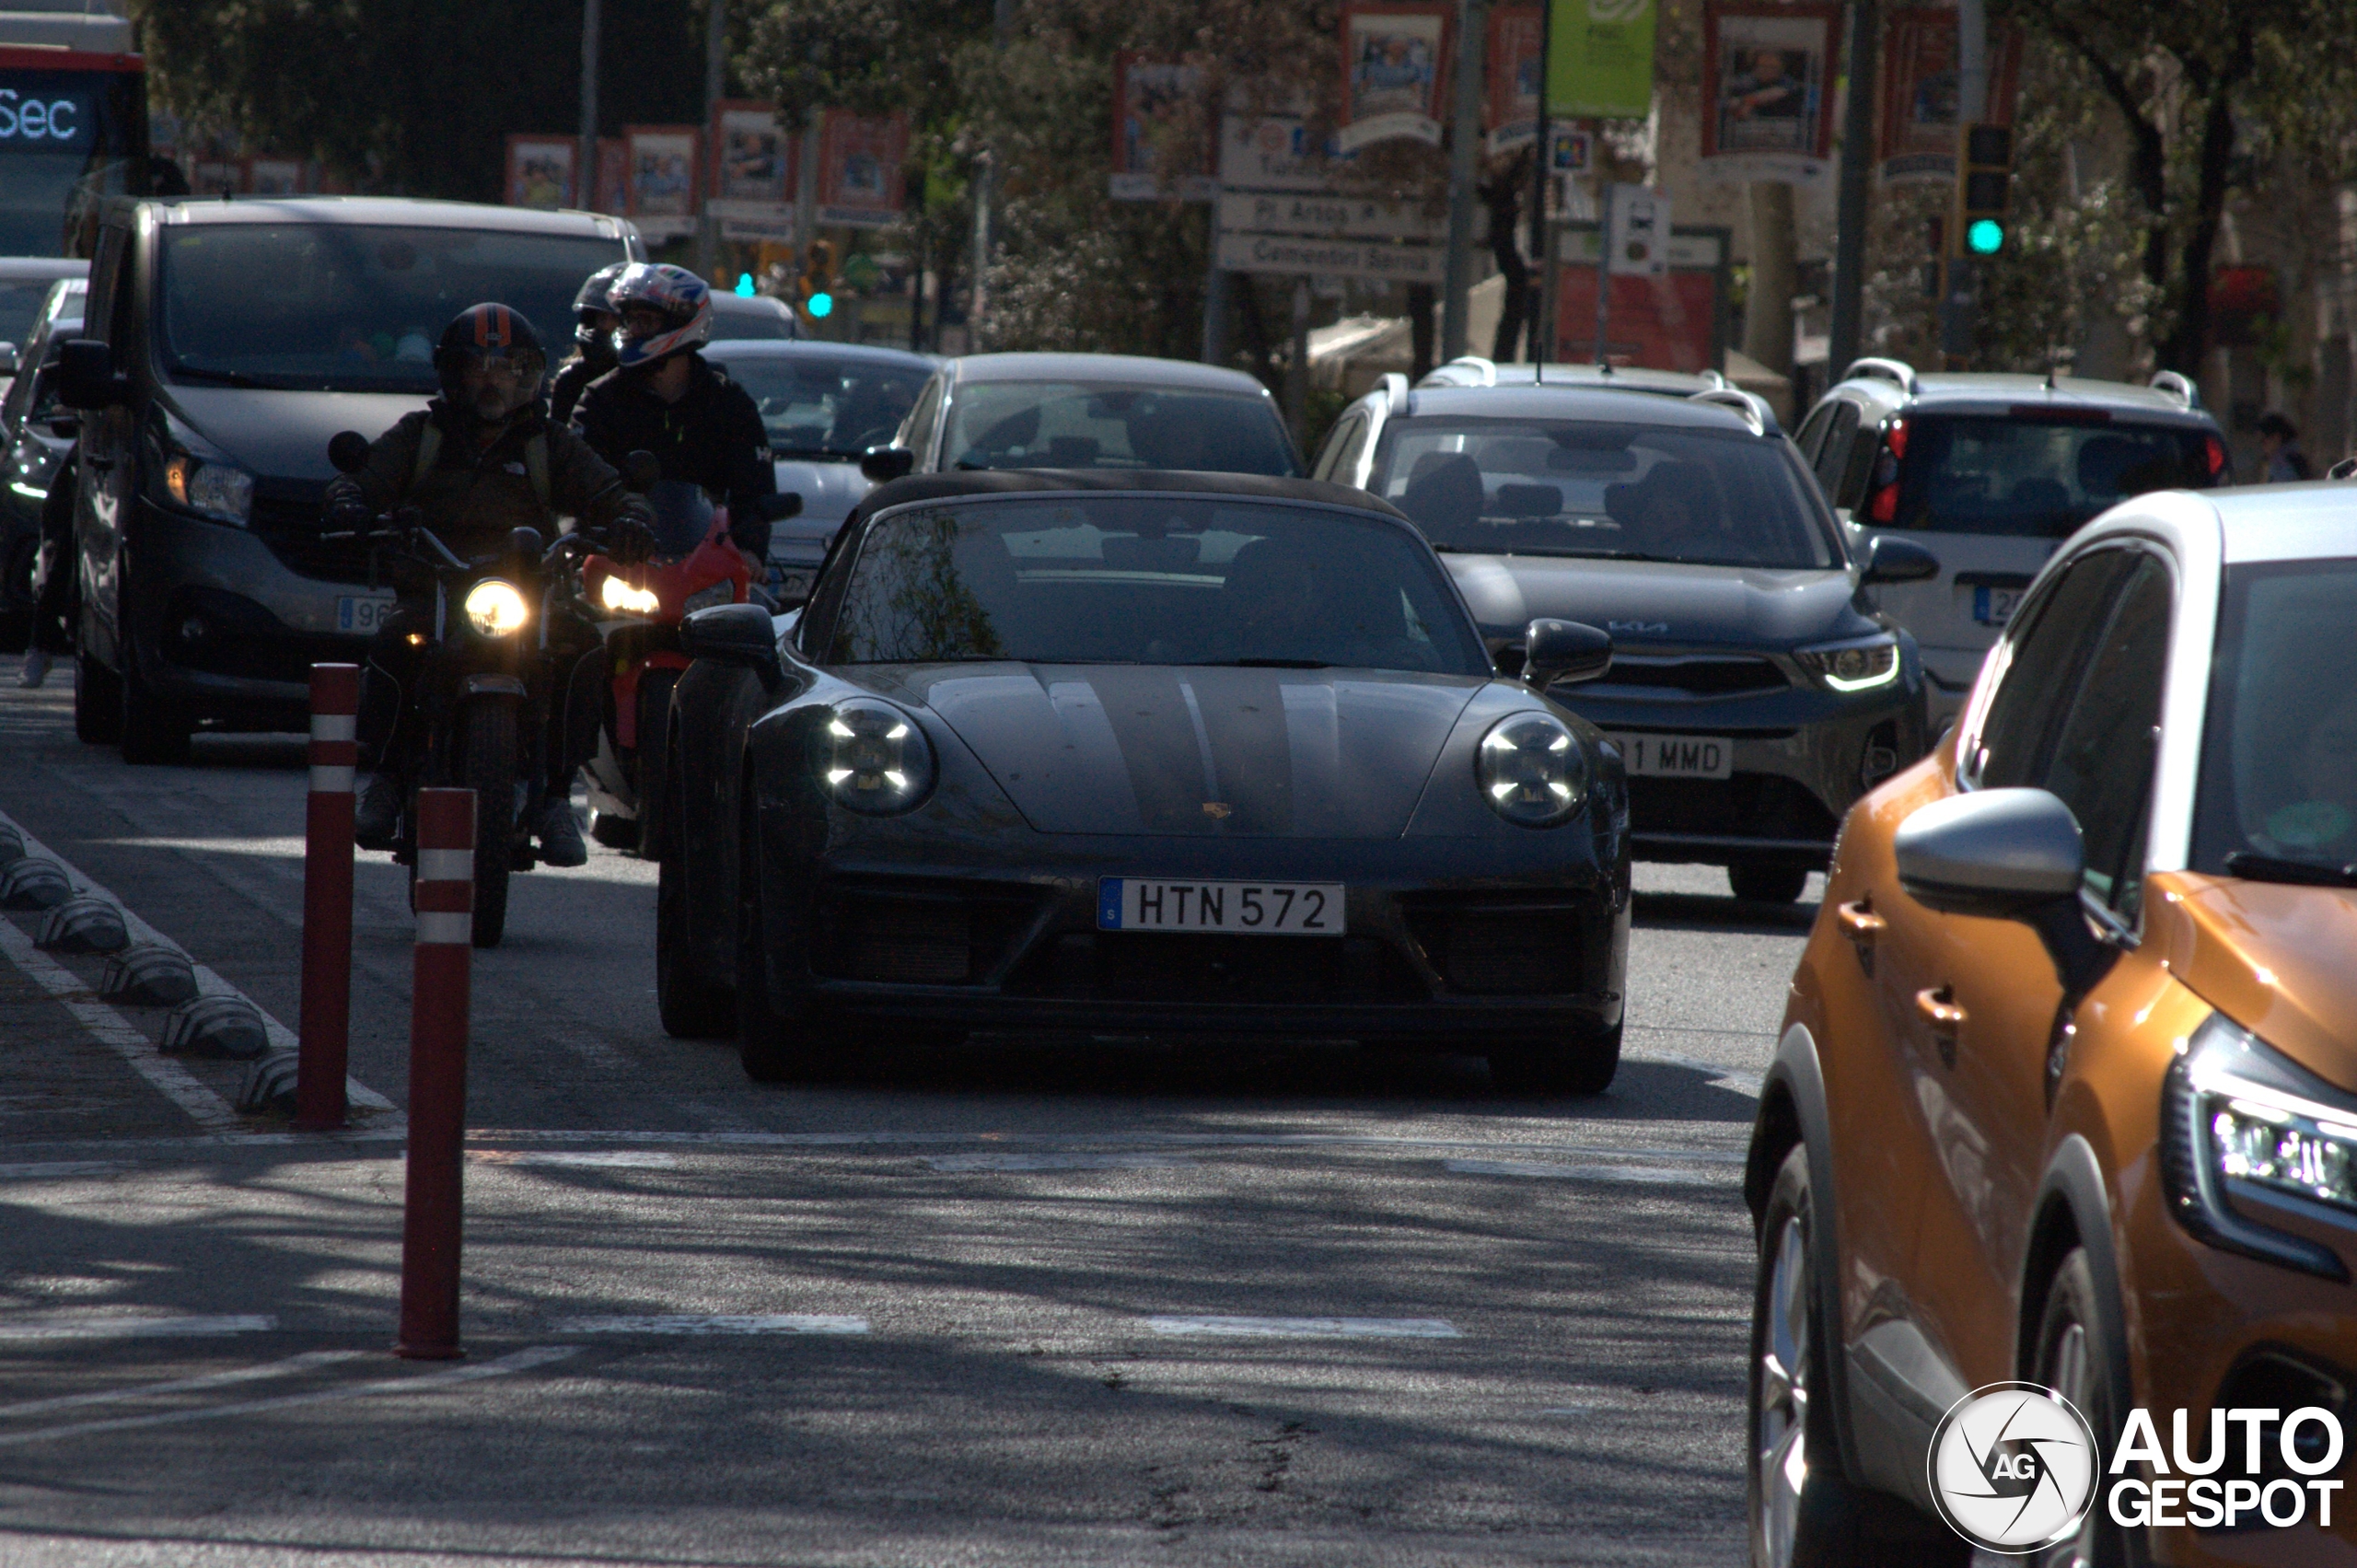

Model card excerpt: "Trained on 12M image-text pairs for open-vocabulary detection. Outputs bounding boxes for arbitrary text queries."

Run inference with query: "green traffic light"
[807,292,834,319]
[1967,218,2005,255]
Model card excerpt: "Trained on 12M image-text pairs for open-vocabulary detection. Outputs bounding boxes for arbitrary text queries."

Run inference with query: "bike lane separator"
[549,1314,871,1335]
[1145,1316,1463,1340]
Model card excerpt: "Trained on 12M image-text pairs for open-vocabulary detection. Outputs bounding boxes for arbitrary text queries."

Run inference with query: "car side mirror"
[1519,618,1613,690]
[624,449,660,493]
[1862,534,1939,586]
[327,430,371,474]
[55,339,123,411]
[680,600,784,690]
[1894,787,2118,1000]
[754,491,803,522]
[861,445,914,483]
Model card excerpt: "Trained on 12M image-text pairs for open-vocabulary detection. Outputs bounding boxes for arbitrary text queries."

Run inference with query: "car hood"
[767,458,870,562]
[1443,554,1867,650]
[163,386,427,482]
[880,663,1482,836]
[2150,871,2357,1092]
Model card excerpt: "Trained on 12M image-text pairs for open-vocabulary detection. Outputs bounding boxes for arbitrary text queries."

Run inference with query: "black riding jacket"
[571,353,775,557]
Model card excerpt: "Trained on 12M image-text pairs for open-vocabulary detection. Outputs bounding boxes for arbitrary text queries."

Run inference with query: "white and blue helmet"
[610,261,713,368]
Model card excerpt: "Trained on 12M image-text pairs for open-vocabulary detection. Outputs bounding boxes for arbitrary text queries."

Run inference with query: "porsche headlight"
[2161,1012,2357,1281]
[599,575,660,616]
[1477,712,1588,827]
[1794,634,1900,692]
[812,699,935,815]
[462,579,529,636]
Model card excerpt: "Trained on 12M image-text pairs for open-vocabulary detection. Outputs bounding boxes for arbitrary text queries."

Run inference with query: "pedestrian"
[17,447,75,688]
[2258,412,2313,482]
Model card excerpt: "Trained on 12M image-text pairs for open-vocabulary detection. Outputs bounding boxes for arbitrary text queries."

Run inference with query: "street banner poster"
[249,157,306,197]
[1336,2,1451,153]
[505,134,575,209]
[624,126,700,237]
[1699,2,1839,186]
[1876,8,2023,184]
[818,110,910,227]
[1111,55,1213,201]
[1546,0,1656,122]
[1606,183,1670,275]
[192,158,243,196]
[710,101,793,212]
[594,138,628,216]
[1555,267,1717,366]
[1485,6,1543,152]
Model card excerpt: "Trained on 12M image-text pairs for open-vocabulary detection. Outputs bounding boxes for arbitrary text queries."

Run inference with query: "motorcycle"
[324,429,616,948]
[577,481,800,855]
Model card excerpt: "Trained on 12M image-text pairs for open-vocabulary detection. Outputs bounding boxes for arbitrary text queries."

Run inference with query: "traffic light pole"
[1940,0,1988,364]
[1826,0,1877,378]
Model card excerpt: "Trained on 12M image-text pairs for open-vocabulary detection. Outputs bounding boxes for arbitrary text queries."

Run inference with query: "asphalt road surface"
[0,653,1814,1567]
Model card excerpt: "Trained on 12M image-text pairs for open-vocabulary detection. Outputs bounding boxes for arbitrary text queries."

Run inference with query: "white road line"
[0,1343,579,1448]
[924,1152,1194,1172]
[550,1314,870,1335]
[0,1349,367,1419]
[470,1151,678,1169]
[1446,1157,1737,1186]
[0,1314,277,1342]
[1146,1315,1461,1340]
[0,919,244,1134]
[0,1161,128,1180]
[0,806,394,1114]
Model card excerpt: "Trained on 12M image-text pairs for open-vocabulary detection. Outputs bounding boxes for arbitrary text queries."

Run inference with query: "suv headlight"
[812,698,935,815]
[1794,634,1899,692]
[462,579,529,636]
[157,451,254,525]
[1477,712,1588,827]
[2161,1012,2357,1281]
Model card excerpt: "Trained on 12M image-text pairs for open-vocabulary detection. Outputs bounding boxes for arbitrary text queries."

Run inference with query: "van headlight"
[158,452,254,525]
[812,699,935,815]
[2161,1012,2357,1282]
[599,575,660,616]
[1477,712,1588,827]
[1794,634,1900,692]
[462,579,529,636]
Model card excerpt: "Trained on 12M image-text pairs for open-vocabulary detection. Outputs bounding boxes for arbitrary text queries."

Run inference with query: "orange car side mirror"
[1895,787,2118,1002]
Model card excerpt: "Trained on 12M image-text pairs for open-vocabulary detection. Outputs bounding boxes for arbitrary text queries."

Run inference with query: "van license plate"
[1604,733,1733,780]
[1097,878,1344,935]
[336,594,397,634]
[1972,586,2022,626]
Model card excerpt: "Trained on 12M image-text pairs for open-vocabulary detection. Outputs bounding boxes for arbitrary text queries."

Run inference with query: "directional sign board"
[1214,110,1442,283]
[1215,192,1442,244]
[1215,229,1442,283]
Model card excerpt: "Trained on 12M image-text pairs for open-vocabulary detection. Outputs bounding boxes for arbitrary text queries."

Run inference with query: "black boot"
[354,773,401,850]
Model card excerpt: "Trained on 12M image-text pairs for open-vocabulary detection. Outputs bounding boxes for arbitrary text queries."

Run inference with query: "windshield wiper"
[2223,851,2357,888]
[1188,657,1332,668]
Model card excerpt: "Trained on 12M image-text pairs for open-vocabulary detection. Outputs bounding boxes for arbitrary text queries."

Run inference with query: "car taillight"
[2204,434,2228,479]
[1885,417,1909,460]
[1867,419,1906,522]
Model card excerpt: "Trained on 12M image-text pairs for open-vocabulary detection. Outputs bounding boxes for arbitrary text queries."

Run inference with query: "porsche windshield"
[818,496,1487,674]
[1370,417,1837,568]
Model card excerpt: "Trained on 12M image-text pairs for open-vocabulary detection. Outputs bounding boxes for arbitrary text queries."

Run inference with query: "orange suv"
[1746,482,2357,1565]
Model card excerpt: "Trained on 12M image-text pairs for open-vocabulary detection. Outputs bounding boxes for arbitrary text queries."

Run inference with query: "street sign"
[1215,230,1443,284]
[1216,191,1442,244]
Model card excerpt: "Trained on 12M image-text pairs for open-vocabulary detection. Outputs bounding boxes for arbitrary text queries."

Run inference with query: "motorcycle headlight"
[599,575,660,616]
[158,452,253,525]
[1794,634,1900,692]
[462,579,529,637]
[812,699,935,816]
[2161,1012,2357,1282]
[1477,712,1588,827]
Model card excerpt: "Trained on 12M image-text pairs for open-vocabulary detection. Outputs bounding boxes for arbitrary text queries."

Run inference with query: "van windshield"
[156,225,630,393]
[1889,414,2219,538]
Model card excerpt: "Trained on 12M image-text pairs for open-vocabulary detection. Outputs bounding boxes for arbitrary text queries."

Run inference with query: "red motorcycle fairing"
[582,509,751,749]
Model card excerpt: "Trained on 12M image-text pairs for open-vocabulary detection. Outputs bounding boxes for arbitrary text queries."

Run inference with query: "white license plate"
[1604,732,1734,779]
[1097,878,1344,935]
[335,593,397,634]
[1972,586,2023,626]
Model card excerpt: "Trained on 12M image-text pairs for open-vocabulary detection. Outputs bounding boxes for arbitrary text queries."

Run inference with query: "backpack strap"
[525,432,550,508]
[409,419,442,494]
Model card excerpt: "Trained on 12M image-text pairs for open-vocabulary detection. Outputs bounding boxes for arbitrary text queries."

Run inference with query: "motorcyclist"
[572,262,777,563]
[548,261,626,425]
[326,302,656,867]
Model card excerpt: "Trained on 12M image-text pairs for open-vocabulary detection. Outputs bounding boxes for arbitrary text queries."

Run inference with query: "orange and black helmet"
[432,303,548,402]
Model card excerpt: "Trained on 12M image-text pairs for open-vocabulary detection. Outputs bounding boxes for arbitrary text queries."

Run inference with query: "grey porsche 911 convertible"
[656,470,1632,1094]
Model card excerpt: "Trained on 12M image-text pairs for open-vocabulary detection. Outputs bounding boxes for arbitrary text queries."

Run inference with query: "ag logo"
[1929,1383,2099,1552]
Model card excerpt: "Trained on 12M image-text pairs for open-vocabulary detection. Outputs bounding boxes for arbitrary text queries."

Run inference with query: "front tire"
[1731,864,1810,904]
[456,701,517,948]
[2029,1250,2137,1568]
[657,829,734,1039]
[74,647,121,744]
[118,648,191,765]
[1488,1021,1621,1096]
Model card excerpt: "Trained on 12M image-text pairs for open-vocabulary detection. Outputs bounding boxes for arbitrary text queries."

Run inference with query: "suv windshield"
[816,495,1485,673]
[941,381,1297,476]
[1370,417,1837,568]
[157,224,630,393]
[706,352,927,459]
[2194,559,2357,877]
[1889,414,2217,538]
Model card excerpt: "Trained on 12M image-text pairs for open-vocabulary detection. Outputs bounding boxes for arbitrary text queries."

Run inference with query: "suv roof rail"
[1841,356,1919,395]
[1689,387,1778,437]
[1379,371,1411,414]
[2149,369,2201,409]
[1435,354,1497,387]
[1695,368,1728,390]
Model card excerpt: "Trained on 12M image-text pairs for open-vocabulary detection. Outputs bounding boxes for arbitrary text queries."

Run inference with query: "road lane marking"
[924,1153,1194,1172]
[0,919,244,1134]
[0,1350,368,1419]
[1446,1157,1737,1186]
[550,1314,870,1335]
[470,1151,678,1168]
[0,1344,580,1448]
[1146,1316,1461,1340]
[0,806,394,1114]
[0,1314,277,1342]
[0,1161,129,1180]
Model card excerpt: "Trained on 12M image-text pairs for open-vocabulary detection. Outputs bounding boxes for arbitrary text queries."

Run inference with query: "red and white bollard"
[398,788,474,1361]
[296,663,359,1132]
